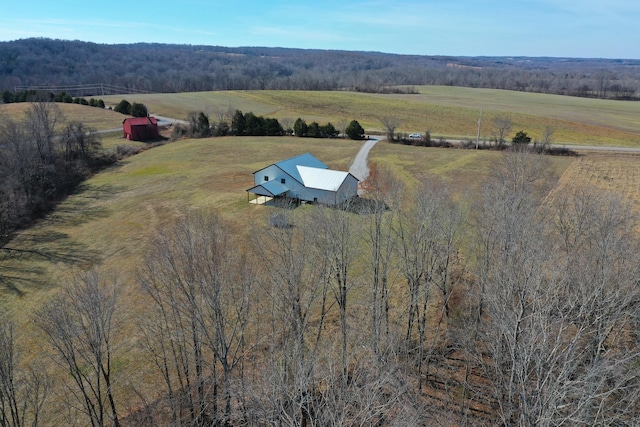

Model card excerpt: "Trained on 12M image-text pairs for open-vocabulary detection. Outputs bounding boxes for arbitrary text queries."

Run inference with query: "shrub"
[114,99,132,114]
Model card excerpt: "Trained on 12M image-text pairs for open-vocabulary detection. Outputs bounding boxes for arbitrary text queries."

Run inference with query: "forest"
[1,38,639,99]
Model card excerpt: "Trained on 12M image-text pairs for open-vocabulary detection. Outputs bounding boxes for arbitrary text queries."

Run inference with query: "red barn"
[123,117,159,141]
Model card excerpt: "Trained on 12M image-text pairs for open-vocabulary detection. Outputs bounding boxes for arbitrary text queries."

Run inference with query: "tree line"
[2,151,638,425]
[1,38,638,99]
[0,102,114,246]
[2,89,107,108]
[172,109,366,140]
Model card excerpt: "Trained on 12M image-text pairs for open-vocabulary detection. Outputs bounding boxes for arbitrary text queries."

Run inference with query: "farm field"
[2,88,640,424]
[0,102,125,131]
[103,86,640,147]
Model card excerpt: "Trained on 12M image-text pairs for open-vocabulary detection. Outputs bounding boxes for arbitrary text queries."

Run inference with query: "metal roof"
[247,180,288,196]
[297,166,351,191]
[274,153,328,183]
[123,116,158,126]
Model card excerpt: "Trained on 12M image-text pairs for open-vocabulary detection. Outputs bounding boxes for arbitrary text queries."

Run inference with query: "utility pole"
[476,108,483,149]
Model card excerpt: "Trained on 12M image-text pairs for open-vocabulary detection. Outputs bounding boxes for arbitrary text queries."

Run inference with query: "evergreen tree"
[307,121,321,138]
[293,117,308,137]
[1,90,13,103]
[232,110,246,135]
[131,102,148,117]
[321,122,339,138]
[114,99,132,115]
[345,119,365,140]
[512,130,532,144]
[264,118,284,136]
[245,112,266,136]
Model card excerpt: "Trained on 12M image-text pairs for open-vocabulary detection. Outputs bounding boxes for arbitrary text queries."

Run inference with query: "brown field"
[2,88,640,424]
[103,87,640,147]
[545,152,640,231]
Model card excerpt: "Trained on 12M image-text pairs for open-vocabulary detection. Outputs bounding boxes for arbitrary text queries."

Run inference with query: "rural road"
[153,115,189,126]
[349,137,382,182]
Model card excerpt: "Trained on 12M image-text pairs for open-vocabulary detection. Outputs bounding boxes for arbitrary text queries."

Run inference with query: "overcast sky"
[1,0,638,59]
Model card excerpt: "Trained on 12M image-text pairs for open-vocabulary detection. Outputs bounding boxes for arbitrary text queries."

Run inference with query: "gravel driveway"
[349,137,382,182]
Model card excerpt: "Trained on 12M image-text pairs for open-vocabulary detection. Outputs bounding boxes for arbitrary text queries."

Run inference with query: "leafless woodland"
[1,151,640,426]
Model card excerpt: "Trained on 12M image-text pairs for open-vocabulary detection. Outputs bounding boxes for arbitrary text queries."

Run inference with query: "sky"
[1,0,638,59]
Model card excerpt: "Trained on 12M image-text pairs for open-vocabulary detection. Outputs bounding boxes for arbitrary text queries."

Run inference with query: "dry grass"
[2,89,639,423]
[0,102,126,131]
[368,141,576,197]
[103,87,640,147]
[545,152,640,231]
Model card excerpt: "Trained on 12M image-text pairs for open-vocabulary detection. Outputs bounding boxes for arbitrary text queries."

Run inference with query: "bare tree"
[280,117,294,134]
[542,125,555,146]
[0,316,50,427]
[254,206,330,426]
[312,204,358,388]
[36,270,120,427]
[359,165,403,359]
[378,116,402,142]
[470,152,640,425]
[24,102,63,166]
[139,209,255,425]
[337,119,349,139]
[491,114,512,148]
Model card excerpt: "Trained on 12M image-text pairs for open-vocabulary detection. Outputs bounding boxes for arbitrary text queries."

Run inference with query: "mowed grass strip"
[111,88,640,147]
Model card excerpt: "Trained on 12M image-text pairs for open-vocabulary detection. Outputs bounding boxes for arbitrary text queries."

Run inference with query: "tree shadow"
[1,183,122,295]
[45,182,123,226]
[1,229,102,295]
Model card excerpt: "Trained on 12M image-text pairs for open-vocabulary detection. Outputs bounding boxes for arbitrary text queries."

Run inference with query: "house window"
[264,176,269,181]
[280,178,286,184]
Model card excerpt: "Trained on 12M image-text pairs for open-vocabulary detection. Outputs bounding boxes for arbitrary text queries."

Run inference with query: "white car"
[408,133,422,139]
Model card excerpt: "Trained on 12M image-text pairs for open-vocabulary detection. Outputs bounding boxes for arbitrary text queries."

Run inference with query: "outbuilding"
[247,153,359,206]
[122,117,159,141]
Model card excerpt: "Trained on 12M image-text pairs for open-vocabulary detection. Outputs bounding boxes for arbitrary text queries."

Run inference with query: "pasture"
[2,87,640,424]
[103,86,640,147]
[0,102,125,131]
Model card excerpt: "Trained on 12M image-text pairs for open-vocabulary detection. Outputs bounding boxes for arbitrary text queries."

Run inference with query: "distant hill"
[1,38,639,99]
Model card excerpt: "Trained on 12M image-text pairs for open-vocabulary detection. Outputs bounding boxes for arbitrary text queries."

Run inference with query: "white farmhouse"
[247,153,359,206]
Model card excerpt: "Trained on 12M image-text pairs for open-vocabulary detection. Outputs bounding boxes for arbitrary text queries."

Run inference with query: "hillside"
[1,89,640,425]
[1,38,639,99]
[101,88,640,146]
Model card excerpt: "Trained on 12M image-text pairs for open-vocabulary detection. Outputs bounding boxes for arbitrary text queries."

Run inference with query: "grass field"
[103,86,640,147]
[2,87,640,423]
[0,102,126,131]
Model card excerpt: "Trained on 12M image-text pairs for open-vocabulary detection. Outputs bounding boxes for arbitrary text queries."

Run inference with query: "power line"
[13,83,152,96]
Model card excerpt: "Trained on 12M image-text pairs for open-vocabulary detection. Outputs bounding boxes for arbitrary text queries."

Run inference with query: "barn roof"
[123,117,158,126]
[247,180,288,197]
[273,153,328,182]
[297,166,352,191]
